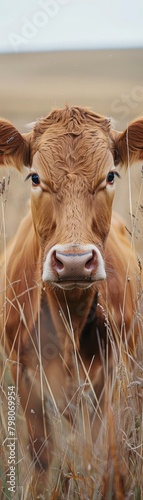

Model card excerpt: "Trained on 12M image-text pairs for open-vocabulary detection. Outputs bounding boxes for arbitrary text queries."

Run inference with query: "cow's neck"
[45,284,96,375]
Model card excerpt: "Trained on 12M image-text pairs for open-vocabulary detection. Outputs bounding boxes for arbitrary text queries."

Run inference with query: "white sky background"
[0,0,143,53]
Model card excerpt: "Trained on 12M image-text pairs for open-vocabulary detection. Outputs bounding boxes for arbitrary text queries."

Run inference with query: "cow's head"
[0,107,143,290]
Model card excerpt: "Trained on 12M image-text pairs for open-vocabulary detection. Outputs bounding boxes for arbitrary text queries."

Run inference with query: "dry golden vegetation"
[0,49,143,499]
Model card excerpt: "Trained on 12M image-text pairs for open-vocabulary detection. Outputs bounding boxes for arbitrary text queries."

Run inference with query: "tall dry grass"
[0,171,143,500]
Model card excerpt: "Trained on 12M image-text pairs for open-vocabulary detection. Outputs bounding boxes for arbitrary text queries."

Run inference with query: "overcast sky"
[0,0,143,53]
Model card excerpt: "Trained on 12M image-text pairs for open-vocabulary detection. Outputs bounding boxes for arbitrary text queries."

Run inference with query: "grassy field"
[0,49,143,498]
[0,274,143,499]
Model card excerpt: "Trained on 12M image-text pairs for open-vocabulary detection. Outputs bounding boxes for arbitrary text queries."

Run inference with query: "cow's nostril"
[85,250,97,271]
[52,251,64,271]
[49,246,101,282]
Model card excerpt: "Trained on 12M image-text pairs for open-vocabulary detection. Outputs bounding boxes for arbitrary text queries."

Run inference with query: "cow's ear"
[112,118,143,166]
[0,119,30,170]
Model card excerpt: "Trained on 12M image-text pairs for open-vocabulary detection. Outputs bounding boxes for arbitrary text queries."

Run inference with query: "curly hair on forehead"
[29,106,113,170]
[32,131,112,194]
[32,105,112,139]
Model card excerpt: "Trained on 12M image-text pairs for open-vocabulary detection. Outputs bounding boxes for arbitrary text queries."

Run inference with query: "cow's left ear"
[112,118,143,166]
[0,119,30,170]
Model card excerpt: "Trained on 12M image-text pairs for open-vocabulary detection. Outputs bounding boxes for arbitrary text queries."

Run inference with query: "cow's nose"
[51,248,98,280]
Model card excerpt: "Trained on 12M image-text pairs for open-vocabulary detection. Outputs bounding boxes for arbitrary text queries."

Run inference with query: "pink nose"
[51,247,98,281]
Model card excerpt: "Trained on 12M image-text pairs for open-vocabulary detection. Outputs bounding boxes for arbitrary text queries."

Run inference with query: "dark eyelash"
[114,171,121,179]
[24,173,32,182]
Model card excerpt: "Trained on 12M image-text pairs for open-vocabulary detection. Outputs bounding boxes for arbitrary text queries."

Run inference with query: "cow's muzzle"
[42,244,106,289]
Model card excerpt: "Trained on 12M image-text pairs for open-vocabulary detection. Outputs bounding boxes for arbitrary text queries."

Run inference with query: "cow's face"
[1,106,142,290]
[29,127,118,290]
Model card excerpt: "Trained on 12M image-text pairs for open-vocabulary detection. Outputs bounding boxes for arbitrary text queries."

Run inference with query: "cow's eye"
[31,173,40,186]
[25,172,41,186]
[106,171,115,185]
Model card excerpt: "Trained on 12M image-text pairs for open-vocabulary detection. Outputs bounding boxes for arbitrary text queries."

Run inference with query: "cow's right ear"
[112,118,143,167]
[0,119,30,171]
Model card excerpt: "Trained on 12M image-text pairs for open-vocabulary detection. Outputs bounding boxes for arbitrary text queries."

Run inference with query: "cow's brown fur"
[0,106,143,494]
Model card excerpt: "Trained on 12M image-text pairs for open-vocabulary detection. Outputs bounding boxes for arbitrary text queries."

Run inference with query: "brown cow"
[0,106,142,495]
